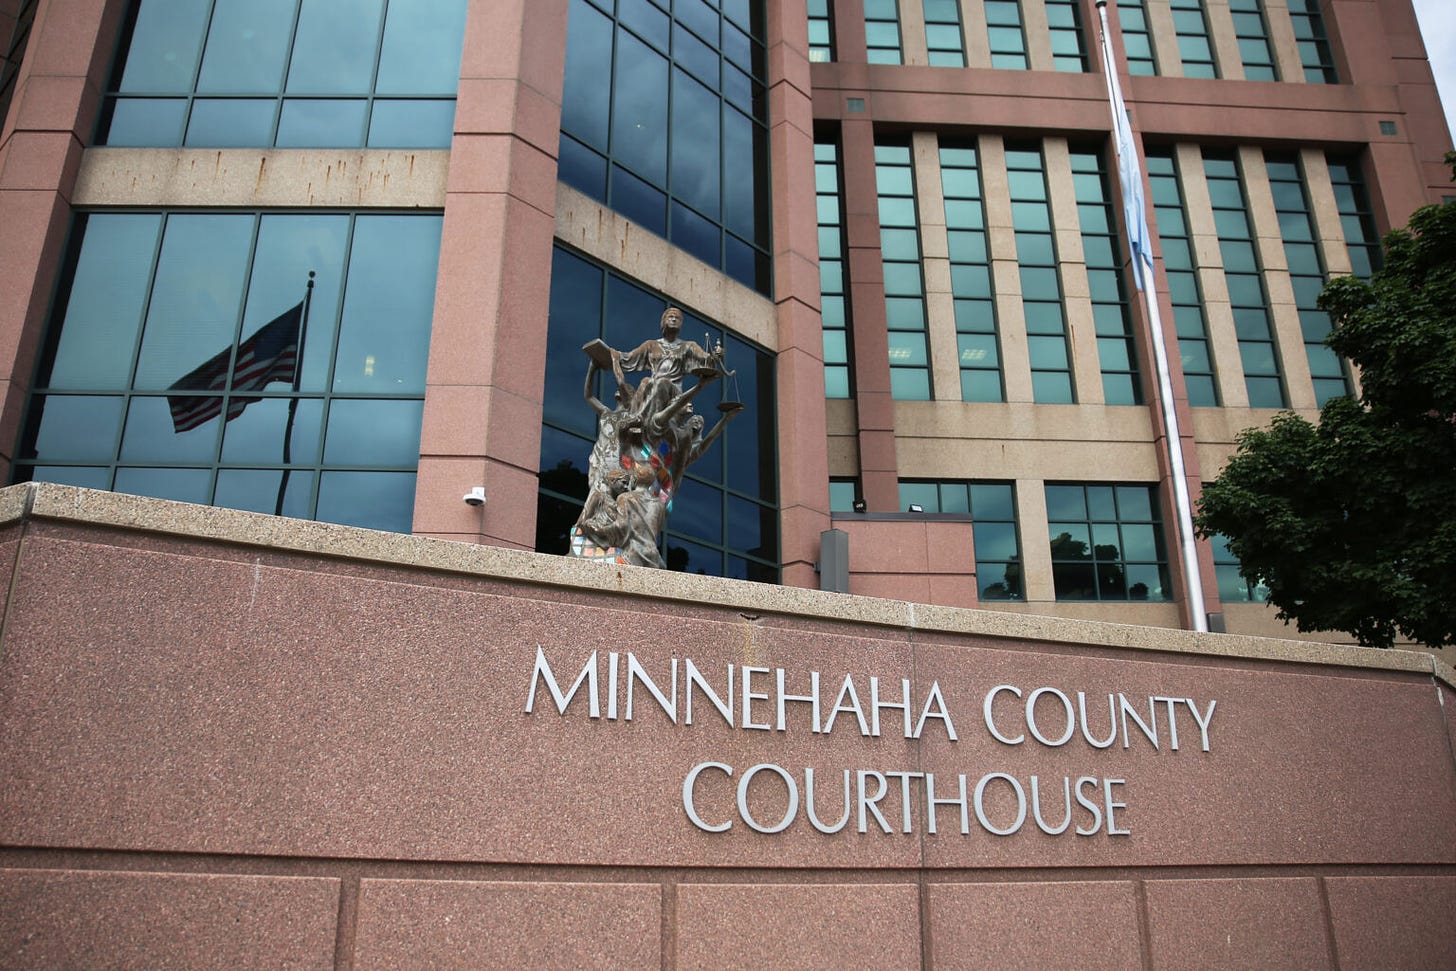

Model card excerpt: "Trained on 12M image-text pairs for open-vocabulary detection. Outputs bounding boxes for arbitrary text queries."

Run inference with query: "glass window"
[18,211,442,534]
[1204,150,1286,407]
[1045,0,1087,72]
[876,143,930,400]
[1266,151,1350,407]
[808,0,834,62]
[865,0,903,64]
[537,246,779,581]
[1327,155,1381,280]
[817,140,853,399]
[1117,0,1158,76]
[1071,148,1141,404]
[1006,143,1073,402]
[1169,0,1218,78]
[560,0,771,294]
[923,0,965,67]
[100,0,467,149]
[1048,483,1169,600]
[1288,0,1337,83]
[898,480,1023,599]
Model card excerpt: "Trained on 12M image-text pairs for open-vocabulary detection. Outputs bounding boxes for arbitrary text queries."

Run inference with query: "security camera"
[463,486,486,506]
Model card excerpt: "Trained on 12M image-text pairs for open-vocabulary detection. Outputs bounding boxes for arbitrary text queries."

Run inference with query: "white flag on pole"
[1100,19,1154,291]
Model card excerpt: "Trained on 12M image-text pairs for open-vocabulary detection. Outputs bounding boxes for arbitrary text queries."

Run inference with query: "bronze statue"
[568,307,742,567]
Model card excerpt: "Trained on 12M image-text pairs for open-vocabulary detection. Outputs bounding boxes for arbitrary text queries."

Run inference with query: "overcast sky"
[1412,0,1456,144]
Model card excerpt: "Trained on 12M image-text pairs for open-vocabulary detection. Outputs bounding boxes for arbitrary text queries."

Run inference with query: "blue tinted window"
[18,211,443,534]
[559,0,771,294]
[102,0,466,148]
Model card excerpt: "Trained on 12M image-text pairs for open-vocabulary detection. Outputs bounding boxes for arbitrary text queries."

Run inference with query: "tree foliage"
[1195,193,1456,648]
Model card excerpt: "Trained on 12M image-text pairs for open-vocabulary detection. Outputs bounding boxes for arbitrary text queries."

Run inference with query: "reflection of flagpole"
[275,270,315,517]
[1094,0,1207,632]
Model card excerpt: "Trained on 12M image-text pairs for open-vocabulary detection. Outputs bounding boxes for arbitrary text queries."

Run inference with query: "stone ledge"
[4,482,1444,685]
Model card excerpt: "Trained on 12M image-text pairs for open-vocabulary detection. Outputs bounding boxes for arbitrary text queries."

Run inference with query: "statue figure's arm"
[584,362,608,416]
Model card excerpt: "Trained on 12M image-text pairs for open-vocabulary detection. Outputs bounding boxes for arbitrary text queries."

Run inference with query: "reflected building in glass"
[0,0,1448,642]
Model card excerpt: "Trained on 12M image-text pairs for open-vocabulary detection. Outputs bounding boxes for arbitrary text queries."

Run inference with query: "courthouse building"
[6,3,1456,966]
[0,0,1452,640]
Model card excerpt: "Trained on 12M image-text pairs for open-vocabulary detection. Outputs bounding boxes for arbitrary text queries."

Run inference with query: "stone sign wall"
[1,484,1454,968]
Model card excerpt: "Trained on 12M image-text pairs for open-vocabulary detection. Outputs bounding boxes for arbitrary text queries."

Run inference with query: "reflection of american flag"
[167,302,302,433]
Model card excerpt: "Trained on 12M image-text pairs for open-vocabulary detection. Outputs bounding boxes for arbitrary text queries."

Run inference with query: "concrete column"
[959,0,992,67]
[1146,0,1183,78]
[1204,0,1244,80]
[1022,0,1055,72]
[1015,478,1055,604]
[411,0,567,548]
[0,0,124,478]
[768,0,832,589]
[1044,137,1103,406]
[1178,143,1249,409]
[913,132,960,402]
[1263,0,1304,83]
[981,135,1034,404]
[899,0,929,65]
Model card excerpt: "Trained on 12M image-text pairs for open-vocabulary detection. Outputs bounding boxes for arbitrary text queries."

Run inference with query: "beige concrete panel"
[1065,295,1106,405]
[1239,146,1315,410]
[1204,0,1244,81]
[900,0,930,65]
[994,275,1035,403]
[1301,147,1352,276]
[1264,0,1304,85]
[897,433,1161,483]
[894,399,1158,442]
[986,599,1187,627]
[1022,0,1054,72]
[896,0,931,65]
[980,135,1013,231]
[553,184,777,350]
[826,398,858,436]
[960,0,992,67]
[914,133,963,402]
[1146,0,1184,78]
[828,438,861,476]
[71,148,449,209]
[1015,478,1055,602]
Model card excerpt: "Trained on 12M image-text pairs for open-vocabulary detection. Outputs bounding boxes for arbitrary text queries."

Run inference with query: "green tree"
[1195,190,1456,649]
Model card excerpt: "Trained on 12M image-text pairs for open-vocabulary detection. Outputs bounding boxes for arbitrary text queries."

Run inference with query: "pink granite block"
[0,130,78,192]
[410,454,490,537]
[849,571,931,604]
[9,75,90,136]
[418,383,492,457]
[0,868,339,970]
[353,879,660,970]
[1325,876,1456,970]
[446,134,556,216]
[1145,877,1331,970]
[835,520,929,573]
[676,883,920,970]
[925,521,975,574]
[913,639,1456,869]
[928,881,1141,970]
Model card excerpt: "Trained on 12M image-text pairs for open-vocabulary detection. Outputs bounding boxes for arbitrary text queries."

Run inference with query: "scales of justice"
[568,306,744,568]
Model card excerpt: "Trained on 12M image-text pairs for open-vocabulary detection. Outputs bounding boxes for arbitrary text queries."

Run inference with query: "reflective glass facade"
[985,0,1029,70]
[1071,148,1142,405]
[1266,153,1350,406]
[1170,0,1218,79]
[99,0,467,148]
[559,0,771,294]
[1117,0,1157,76]
[1046,483,1170,601]
[864,0,902,64]
[1045,0,1087,73]
[19,212,441,533]
[1204,151,1285,407]
[1230,0,1278,81]
[816,139,853,399]
[877,143,931,400]
[1147,148,1218,406]
[1007,144,1073,404]
[1289,0,1337,83]
[923,0,966,67]
[940,144,1001,402]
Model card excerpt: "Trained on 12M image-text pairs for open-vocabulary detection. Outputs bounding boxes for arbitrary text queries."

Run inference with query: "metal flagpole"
[1094,0,1208,632]
[275,270,315,517]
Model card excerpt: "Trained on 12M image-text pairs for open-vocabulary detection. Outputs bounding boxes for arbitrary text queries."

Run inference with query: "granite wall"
[1,483,1453,969]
